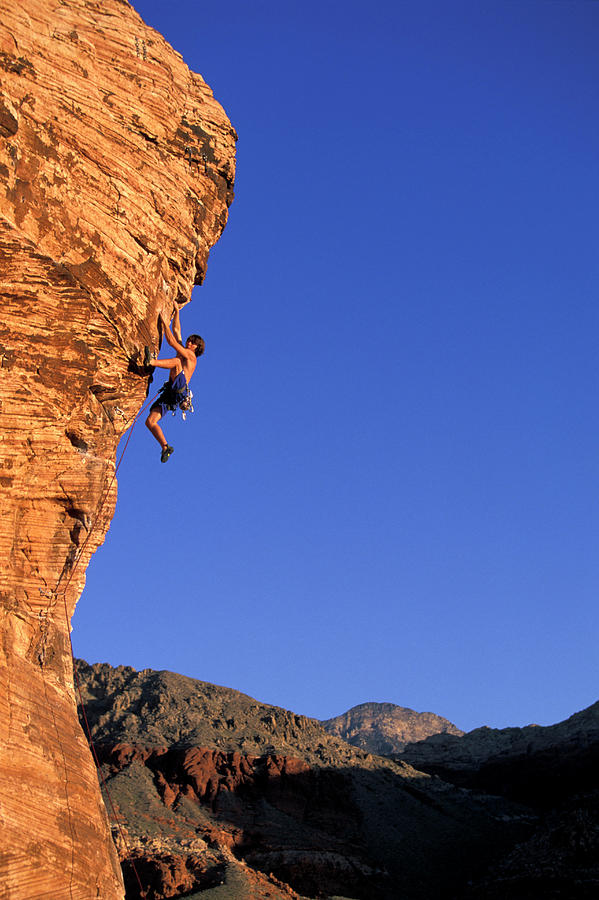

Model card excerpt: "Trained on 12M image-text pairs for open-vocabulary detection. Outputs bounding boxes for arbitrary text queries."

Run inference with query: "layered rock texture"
[0,1,235,896]
[75,660,532,900]
[322,700,463,754]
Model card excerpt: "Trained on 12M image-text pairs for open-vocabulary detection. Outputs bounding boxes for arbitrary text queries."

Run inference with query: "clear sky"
[73,0,599,733]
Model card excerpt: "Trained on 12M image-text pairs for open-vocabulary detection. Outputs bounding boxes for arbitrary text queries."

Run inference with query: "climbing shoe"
[160,445,174,463]
[143,345,155,368]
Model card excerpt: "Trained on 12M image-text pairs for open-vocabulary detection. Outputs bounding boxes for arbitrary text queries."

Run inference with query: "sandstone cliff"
[0,1,235,896]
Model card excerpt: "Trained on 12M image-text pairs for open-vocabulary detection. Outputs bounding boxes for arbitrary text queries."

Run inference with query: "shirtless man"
[145,306,205,462]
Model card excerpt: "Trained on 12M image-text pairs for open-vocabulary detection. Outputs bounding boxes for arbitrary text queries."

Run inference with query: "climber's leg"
[145,407,167,449]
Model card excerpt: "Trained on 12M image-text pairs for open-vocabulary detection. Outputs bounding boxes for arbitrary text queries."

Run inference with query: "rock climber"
[144,305,205,462]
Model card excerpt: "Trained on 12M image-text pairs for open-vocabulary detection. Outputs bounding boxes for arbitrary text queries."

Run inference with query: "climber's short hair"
[187,334,205,357]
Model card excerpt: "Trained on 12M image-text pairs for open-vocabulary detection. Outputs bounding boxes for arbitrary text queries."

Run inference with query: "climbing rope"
[69,623,147,900]
[52,388,159,900]
[56,389,159,601]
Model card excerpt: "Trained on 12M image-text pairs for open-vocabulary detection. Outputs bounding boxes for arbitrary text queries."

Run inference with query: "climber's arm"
[161,314,184,353]
[160,313,195,363]
[171,304,183,344]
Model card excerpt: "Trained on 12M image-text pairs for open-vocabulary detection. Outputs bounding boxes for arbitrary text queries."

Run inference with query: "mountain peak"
[322,700,463,754]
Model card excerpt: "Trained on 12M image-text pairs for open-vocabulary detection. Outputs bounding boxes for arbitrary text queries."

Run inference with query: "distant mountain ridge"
[75,660,527,900]
[400,699,599,770]
[322,701,463,754]
[396,700,599,897]
[75,660,599,899]
[399,699,599,807]
[76,658,381,767]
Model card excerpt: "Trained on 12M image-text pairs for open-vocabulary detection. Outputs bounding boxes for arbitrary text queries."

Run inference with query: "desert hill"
[75,659,530,900]
[77,658,376,766]
[322,700,463,754]
[399,701,599,897]
[399,700,599,806]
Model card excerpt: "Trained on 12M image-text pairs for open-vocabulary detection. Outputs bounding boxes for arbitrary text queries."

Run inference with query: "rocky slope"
[400,701,599,804]
[75,659,532,900]
[0,1,235,896]
[400,702,599,898]
[322,701,463,754]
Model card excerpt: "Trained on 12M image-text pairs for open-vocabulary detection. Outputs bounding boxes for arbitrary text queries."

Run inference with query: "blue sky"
[73,0,599,733]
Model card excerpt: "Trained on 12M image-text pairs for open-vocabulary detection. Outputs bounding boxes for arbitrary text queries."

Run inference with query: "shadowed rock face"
[400,701,599,800]
[400,703,599,899]
[322,701,463,754]
[0,1,235,896]
[76,660,532,900]
[76,660,599,899]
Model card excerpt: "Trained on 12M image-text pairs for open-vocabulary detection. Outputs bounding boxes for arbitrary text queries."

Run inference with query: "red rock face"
[99,743,312,814]
[75,662,538,899]
[120,849,304,900]
[0,0,235,896]
[97,743,370,900]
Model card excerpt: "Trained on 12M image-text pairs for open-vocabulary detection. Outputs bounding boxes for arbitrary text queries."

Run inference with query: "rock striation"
[0,1,235,896]
[322,700,463,755]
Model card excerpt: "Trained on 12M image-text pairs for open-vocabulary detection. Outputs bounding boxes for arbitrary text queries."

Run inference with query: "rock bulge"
[0,1,235,896]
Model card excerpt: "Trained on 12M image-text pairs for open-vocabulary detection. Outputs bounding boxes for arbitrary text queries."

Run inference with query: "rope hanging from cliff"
[55,389,159,604]
[69,635,147,899]
[51,390,158,900]
[68,629,147,899]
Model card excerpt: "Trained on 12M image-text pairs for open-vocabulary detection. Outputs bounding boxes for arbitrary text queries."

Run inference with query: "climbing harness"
[143,344,196,420]
[155,375,194,420]
[180,388,194,420]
